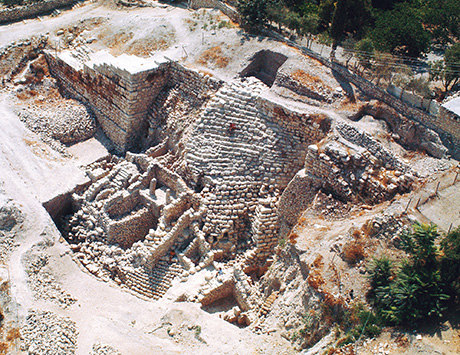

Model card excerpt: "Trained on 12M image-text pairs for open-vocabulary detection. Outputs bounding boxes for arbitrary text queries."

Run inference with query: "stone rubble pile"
[20,310,78,355]
[23,250,77,308]
[16,99,96,145]
[369,213,409,244]
[90,343,122,355]
[0,35,48,81]
[304,136,415,204]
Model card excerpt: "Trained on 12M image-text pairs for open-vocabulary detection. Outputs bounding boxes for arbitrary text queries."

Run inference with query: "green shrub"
[368,223,450,325]
[440,227,460,303]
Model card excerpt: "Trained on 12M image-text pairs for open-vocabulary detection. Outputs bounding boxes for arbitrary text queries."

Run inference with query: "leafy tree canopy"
[430,43,460,93]
[325,0,373,44]
[371,3,430,57]
[422,0,460,45]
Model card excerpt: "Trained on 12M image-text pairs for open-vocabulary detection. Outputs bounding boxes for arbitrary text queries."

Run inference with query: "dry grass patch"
[6,328,20,342]
[126,38,169,57]
[292,69,323,86]
[197,46,230,69]
[342,240,365,265]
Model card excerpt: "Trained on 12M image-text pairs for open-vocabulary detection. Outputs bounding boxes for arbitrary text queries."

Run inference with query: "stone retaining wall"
[264,30,460,159]
[45,51,220,153]
[387,84,439,116]
[108,207,154,249]
[0,0,77,24]
[189,0,240,23]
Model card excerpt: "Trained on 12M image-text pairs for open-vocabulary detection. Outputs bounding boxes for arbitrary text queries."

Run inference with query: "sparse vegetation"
[197,46,230,68]
[218,20,234,29]
[342,240,365,265]
[368,222,456,325]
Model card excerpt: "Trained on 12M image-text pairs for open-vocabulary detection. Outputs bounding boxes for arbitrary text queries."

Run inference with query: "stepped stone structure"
[48,47,415,324]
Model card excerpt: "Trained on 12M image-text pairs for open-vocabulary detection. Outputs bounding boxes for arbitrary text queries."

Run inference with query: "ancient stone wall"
[45,51,221,153]
[0,0,77,24]
[326,61,460,159]
[303,140,413,204]
[153,161,191,197]
[189,0,240,23]
[108,207,154,249]
[277,118,415,237]
[277,170,321,237]
[265,30,460,159]
[387,84,439,116]
[186,78,331,258]
[45,52,170,152]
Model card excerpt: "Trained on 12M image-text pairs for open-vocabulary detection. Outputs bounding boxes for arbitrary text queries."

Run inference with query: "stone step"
[259,291,279,316]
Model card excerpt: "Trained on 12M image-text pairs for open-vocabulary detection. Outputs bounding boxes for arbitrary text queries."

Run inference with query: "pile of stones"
[90,343,122,355]
[20,310,78,355]
[23,250,77,308]
[16,100,96,145]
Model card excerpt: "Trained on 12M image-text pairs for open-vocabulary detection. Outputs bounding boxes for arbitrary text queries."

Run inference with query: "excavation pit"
[240,50,288,87]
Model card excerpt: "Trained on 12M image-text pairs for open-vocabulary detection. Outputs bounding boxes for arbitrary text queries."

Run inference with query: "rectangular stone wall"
[169,62,222,97]
[0,0,77,24]
[387,84,440,116]
[108,207,154,249]
[45,51,171,152]
[45,52,222,153]
[189,0,240,23]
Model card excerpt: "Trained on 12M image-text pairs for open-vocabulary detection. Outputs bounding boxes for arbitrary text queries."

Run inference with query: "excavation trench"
[240,50,288,87]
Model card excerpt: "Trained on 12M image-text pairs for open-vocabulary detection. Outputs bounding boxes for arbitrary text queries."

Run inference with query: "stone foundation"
[45,51,221,153]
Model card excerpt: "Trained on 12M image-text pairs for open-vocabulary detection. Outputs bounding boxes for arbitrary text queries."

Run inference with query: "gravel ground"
[20,309,78,355]
[23,248,77,308]
[90,343,122,355]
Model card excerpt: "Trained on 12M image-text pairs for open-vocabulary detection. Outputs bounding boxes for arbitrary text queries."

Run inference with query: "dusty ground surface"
[0,1,459,355]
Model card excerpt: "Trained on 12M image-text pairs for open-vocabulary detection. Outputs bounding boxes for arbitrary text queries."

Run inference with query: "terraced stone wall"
[189,0,240,23]
[185,78,332,257]
[0,0,77,24]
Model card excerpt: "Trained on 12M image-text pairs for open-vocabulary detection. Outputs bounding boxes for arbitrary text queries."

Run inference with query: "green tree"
[371,3,430,58]
[342,35,357,67]
[237,0,270,32]
[318,0,335,32]
[372,51,397,86]
[1,0,24,6]
[400,222,439,271]
[330,0,372,45]
[299,13,320,48]
[266,1,288,31]
[368,223,449,325]
[423,0,460,45]
[367,256,393,302]
[440,227,460,303]
[371,0,405,10]
[355,38,375,71]
[430,43,460,94]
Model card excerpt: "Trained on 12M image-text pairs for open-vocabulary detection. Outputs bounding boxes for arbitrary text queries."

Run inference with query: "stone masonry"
[45,50,221,153]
